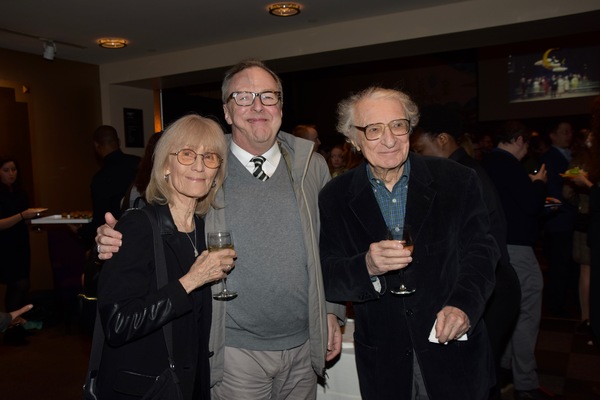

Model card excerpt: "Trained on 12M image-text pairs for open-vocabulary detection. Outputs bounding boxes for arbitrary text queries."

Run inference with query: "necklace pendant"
[194,249,198,257]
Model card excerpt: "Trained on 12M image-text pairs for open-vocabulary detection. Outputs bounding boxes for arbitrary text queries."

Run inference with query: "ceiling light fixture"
[42,40,56,61]
[268,2,301,17]
[98,38,128,49]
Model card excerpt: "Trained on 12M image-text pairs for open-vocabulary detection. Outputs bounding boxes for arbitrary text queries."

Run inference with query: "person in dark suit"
[410,105,521,399]
[319,87,499,399]
[77,125,141,247]
[95,114,236,400]
[482,121,550,400]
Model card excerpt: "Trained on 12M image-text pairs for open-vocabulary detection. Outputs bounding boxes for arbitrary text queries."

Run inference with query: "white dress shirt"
[230,140,281,178]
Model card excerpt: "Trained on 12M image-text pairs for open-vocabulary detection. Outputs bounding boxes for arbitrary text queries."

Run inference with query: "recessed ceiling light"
[97,38,128,49]
[268,2,301,17]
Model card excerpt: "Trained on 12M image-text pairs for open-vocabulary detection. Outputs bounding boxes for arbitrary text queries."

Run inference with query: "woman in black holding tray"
[94,114,235,400]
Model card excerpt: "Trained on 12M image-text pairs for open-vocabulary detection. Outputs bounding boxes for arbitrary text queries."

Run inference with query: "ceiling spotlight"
[42,40,56,61]
[98,38,128,49]
[268,2,301,17]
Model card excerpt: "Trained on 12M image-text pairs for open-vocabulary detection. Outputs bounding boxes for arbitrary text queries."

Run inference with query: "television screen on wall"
[507,46,600,104]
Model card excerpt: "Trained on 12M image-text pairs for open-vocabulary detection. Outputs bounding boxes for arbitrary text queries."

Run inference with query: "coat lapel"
[347,163,388,243]
[405,154,436,245]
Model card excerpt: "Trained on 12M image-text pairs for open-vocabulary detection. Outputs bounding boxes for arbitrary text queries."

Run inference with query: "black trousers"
[543,230,576,315]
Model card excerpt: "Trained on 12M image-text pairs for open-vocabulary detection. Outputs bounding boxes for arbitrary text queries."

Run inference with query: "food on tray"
[560,167,588,178]
[60,211,92,219]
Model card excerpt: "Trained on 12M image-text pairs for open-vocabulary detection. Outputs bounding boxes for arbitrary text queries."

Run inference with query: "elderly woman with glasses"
[318,87,498,399]
[94,114,236,400]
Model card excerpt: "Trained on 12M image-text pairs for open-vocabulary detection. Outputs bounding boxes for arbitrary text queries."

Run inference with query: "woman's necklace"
[184,223,199,257]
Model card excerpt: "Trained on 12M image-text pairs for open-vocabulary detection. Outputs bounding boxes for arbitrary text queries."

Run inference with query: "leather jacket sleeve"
[97,210,191,346]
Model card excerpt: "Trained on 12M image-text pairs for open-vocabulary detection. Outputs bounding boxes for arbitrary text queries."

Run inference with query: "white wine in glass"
[208,231,237,300]
[388,225,415,295]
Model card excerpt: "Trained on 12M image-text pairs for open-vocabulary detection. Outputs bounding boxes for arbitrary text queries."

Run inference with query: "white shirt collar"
[230,140,281,177]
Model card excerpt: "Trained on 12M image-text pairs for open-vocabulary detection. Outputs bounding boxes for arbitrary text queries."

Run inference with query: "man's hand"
[529,163,547,183]
[435,306,470,344]
[365,240,412,276]
[96,212,121,260]
[326,313,342,361]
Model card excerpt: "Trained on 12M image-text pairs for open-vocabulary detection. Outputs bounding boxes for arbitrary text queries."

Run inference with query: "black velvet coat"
[96,204,211,400]
[319,153,498,400]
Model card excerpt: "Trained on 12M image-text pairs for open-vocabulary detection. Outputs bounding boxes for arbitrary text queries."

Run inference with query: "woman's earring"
[211,180,217,188]
[164,173,170,181]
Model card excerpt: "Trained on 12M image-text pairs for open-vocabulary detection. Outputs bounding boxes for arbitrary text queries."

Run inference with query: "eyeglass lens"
[175,149,221,168]
[361,119,410,140]
[230,91,281,106]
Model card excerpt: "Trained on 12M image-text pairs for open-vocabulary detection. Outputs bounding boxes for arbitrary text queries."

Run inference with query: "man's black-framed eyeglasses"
[228,91,282,107]
[169,149,222,168]
[353,119,411,141]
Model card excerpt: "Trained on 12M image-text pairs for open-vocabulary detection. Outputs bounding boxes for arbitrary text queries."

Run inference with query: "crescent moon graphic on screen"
[542,48,558,70]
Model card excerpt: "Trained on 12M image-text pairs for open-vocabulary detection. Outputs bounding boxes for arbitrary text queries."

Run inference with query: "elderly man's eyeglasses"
[353,119,411,141]
[169,149,222,169]
[228,91,282,107]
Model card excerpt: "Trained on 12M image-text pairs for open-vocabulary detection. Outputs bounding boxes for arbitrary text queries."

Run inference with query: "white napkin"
[428,318,468,345]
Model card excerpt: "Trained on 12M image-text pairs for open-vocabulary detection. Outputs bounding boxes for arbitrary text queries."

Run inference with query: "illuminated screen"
[508,46,600,104]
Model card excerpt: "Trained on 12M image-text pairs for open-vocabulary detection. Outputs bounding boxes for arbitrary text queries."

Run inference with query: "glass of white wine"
[208,231,237,300]
[388,224,415,295]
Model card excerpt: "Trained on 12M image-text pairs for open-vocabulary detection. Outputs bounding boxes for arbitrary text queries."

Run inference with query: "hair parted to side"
[336,87,420,147]
[221,59,283,104]
[145,114,228,216]
[495,120,531,144]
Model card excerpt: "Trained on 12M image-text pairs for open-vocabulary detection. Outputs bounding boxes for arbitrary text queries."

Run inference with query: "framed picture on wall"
[123,108,144,148]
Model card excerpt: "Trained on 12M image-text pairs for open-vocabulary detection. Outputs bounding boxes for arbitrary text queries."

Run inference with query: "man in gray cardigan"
[97,59,345,399]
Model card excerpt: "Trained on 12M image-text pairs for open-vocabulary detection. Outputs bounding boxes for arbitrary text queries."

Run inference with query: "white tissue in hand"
[428,319,468,344]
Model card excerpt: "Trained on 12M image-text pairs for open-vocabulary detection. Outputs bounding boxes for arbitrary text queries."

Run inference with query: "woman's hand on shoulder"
[179,248,237,293]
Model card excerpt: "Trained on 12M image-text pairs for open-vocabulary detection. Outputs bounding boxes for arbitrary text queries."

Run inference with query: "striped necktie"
[251,156,269,181]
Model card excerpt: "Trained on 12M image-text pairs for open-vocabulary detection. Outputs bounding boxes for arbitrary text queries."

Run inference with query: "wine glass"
[207,231,237,300]
[388,225,415,295]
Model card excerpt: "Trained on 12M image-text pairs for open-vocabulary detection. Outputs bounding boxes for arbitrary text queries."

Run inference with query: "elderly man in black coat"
[319,87,498,399]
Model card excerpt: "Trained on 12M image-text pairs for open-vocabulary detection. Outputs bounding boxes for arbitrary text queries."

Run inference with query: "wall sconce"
[42,40,56,61]
[97,38,128,49]
[268,3,302,17]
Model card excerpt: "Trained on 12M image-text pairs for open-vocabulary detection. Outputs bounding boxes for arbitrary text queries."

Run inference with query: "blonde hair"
[145,114,228,216]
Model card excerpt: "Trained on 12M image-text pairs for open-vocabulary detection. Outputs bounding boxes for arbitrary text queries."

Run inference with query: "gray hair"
[336,87,420,146]
[221,59,283,104]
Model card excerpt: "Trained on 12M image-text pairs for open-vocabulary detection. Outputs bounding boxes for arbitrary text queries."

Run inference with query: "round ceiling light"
[98,38,128,49]
[268,3,301,17]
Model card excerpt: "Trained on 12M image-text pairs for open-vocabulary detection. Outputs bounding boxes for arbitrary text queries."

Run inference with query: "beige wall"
[0,48,103,211]
[0,49,106,294]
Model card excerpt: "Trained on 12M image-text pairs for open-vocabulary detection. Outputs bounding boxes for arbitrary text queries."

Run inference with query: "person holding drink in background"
[93,114,235,399]
[318,87,498,399]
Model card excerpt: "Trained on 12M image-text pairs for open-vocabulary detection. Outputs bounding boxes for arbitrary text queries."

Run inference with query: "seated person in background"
[0,304,33,332]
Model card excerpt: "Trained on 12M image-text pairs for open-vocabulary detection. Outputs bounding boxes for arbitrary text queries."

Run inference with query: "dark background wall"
[162,31,598,151]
